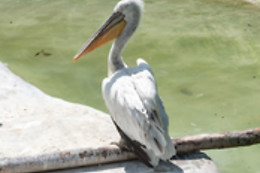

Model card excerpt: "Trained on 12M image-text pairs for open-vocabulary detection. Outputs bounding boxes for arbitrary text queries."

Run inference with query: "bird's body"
[73,0,176,168]
[102,59,175,167]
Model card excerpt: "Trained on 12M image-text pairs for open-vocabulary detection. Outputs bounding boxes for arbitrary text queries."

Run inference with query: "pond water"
[0,0,259,172]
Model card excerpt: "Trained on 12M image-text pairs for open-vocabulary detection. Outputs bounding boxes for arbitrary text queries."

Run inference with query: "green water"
[0,0,259,172]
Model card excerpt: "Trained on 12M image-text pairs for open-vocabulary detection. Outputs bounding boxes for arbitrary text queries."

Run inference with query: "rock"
[0,62,119,158]
[0,62,220,173]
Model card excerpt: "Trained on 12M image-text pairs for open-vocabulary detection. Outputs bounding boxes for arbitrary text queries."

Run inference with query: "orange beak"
[73,12,126,62]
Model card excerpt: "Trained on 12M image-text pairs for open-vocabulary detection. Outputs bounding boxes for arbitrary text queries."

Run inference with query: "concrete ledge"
[48,152,219,173]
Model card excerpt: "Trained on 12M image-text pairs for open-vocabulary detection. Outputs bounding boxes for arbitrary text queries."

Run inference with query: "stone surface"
[0,62,220,173]
[0,62,119,158]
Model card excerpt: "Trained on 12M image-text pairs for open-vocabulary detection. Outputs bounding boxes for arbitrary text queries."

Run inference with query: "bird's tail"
[147,122,176,161]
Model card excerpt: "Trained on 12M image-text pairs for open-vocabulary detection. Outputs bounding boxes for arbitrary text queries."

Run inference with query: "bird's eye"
[132,26,137,32]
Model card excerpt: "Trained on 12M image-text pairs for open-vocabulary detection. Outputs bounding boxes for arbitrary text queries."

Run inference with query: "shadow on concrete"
[45,152,216,173]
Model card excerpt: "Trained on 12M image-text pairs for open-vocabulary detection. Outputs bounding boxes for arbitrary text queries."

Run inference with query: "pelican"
[73,0,176,169]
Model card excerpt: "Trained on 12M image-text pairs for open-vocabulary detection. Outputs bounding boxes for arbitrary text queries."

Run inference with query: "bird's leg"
[110,138,130,151]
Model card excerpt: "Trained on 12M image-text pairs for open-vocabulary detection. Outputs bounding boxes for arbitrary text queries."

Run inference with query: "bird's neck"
[108,7,142,76]
[108,39,126,76]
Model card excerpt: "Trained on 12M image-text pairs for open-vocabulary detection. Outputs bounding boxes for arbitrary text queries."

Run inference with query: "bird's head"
[114,0,144,19]
[73,0,144,62]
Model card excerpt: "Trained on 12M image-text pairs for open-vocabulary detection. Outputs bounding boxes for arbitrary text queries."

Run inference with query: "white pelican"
[73,0,176,169]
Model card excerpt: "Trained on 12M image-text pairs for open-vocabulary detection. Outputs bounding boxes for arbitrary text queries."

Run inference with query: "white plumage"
[73,0,176,168]
[102,58,175,166]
